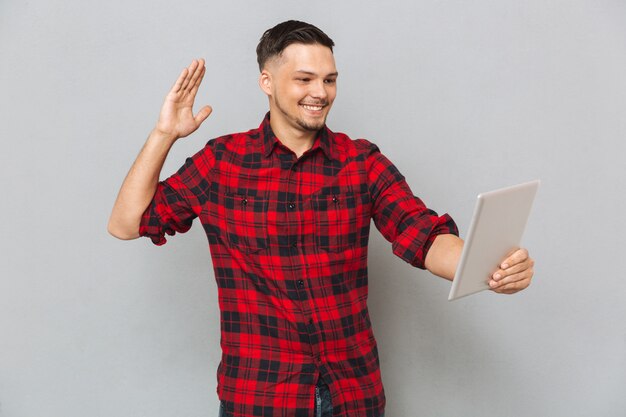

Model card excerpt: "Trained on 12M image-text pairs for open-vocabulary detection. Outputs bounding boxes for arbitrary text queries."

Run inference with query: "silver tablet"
[448,180,540,301]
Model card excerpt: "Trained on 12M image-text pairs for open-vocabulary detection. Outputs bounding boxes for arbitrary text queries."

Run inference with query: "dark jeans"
[218,378,384,417]
[314,377,333,417]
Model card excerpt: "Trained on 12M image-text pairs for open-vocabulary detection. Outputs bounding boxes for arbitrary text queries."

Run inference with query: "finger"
[194,105,213,125]
[489,265,534,290]
[196,58,206,76]
[499,248,529,269]
[188,65,206,97]
[186,59,205,91]
[492,257,534,281]
[180,59,199,92]
[490,268,533,289]
[171,68,189,94]
[490,277,531,294]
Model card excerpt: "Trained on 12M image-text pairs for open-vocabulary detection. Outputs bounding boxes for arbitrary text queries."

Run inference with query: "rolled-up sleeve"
[139,177,196,245]
[139,140,215,245]
[364,142,458,269]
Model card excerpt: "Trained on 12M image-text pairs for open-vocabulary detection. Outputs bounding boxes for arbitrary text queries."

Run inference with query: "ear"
[259,70,272,96]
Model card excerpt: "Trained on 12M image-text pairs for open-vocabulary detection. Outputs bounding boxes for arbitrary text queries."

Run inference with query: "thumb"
[194,105,213,126]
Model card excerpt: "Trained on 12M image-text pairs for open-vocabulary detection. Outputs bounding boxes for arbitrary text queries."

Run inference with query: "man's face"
[261,43,338,133]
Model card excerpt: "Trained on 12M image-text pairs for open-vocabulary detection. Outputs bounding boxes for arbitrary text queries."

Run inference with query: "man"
[108,20,534,417]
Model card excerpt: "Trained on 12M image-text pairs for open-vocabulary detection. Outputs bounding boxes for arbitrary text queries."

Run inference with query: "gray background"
[1,0,625,416]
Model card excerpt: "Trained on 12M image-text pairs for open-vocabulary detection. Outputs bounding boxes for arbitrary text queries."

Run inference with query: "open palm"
[155,59,212,139]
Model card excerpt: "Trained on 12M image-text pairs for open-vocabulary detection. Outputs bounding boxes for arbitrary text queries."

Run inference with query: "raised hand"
[155,59,213,141]
[107,59,213,240]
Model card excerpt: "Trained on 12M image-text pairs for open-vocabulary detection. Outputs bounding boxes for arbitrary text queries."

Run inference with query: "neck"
[269,118,318,159]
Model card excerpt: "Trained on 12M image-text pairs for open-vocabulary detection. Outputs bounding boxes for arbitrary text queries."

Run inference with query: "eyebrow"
[294,70,339,77]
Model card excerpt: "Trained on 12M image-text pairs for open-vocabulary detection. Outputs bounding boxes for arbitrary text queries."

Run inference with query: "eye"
[324,79,337,85]
[296,78,311,83]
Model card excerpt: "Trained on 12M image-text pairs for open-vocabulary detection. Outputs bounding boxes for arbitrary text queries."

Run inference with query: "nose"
[309,80,328,100]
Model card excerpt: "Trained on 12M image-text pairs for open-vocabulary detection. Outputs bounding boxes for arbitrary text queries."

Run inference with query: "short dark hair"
[256,20,335,71]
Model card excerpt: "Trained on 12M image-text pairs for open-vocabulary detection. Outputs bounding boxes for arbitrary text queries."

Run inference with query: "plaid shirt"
[140,114,458,417]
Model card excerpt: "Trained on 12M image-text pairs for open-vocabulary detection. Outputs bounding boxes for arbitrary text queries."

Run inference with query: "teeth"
[302,104,323,111]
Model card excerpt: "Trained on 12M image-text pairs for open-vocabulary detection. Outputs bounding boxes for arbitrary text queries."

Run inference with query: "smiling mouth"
[300,104,325,112]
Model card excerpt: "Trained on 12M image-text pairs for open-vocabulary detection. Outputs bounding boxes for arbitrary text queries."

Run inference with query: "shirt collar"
[260,112,335,160]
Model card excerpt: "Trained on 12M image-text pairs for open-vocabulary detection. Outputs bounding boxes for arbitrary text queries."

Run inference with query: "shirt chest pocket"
[311,192,368,253]
[221,192,269,253]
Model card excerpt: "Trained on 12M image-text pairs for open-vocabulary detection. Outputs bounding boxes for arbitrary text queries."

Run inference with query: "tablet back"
[448,180,540,301]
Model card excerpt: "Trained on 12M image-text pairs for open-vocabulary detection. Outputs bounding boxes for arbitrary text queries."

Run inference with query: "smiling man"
[259,42,337,150]
[108,20,534,417]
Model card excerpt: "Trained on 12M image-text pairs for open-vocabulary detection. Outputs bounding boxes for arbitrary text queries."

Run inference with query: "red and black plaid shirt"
[140,114,458,417]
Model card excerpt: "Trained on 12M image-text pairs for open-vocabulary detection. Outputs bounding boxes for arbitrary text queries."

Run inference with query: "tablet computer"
[448,180,540,301]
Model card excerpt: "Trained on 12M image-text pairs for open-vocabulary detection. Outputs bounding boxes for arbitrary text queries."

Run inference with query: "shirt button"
[332,196,339,204]
[241,198,248,206]
[297,280,304,288]
[308,318,314,325]
[288,203,296,210]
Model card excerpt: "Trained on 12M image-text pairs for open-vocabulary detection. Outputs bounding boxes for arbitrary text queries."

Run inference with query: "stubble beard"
[296,117,325,132]
[275,97,328,132]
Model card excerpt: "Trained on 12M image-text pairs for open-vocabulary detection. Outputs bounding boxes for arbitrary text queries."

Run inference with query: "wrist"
[149,127,178,146]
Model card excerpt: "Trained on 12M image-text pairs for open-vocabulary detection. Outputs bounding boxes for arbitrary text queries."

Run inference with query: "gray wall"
[1,1,625,416]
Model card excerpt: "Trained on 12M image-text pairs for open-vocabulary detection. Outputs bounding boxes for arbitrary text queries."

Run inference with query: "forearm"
[424,234,464,281]
[107,129,177,239]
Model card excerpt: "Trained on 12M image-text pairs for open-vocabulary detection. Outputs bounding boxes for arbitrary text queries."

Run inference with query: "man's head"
[256,20,335,72]
[257,21,338,136]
